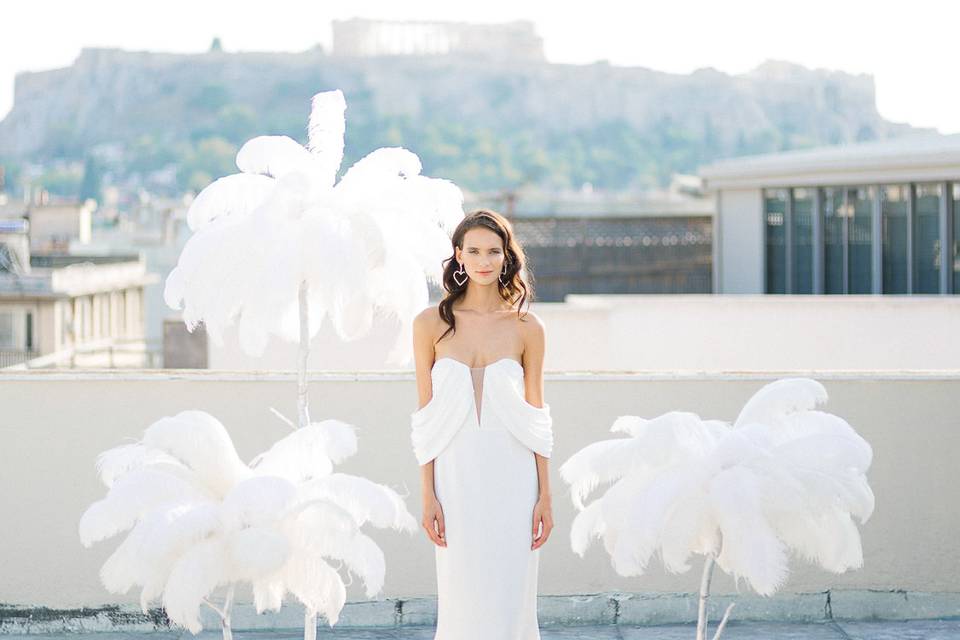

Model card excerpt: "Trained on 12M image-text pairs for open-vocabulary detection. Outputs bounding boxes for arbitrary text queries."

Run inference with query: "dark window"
[823,187,846,294]
[764,189,787,293]
[881,185,909,293]
[952,183,959,293]
[791,188,814,293]
[848,187,874,294]
[914,183,941,293]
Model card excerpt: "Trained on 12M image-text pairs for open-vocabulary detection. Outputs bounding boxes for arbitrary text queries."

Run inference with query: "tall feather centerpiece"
[558,377,875,640]
[80,89,463,640]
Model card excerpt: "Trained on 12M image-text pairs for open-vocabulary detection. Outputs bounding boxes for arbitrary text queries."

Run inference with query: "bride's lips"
[477,270,492,275]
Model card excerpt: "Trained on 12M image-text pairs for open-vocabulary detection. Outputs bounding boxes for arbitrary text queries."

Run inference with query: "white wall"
[716,188,764,294]
[207,295,960,372]
[0,371,956,607]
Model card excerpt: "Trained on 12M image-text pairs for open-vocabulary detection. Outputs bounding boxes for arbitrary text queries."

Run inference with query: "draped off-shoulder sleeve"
[484,369,554,458]
[409,363,474,465]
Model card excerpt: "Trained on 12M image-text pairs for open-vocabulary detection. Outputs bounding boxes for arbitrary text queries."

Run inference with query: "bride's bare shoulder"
[517,307,545,329]
[413,304,445,333]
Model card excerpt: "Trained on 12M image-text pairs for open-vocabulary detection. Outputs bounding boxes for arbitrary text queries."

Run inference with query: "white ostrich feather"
[162,537,230,633]
[185,173,276,232]
[224,526,290,580]
[295,473,418,532]
[560,377,874,598]
[558,411,720,510]
[235,135,321,181]
[97,503,215,595]
[282,550,347,626]
[252,577,285,614]
[249,419,358,482]
[333,532,386,597]
[78,468,214,547]
[733,377,828,429]
[219,476,297,531]
[290,501,384,597]
[94,443,186,489]
[306,89,346,187]
[165,89,464,365]
[134,503,223,612]
[142,410,253,498]
[288,499,360,545]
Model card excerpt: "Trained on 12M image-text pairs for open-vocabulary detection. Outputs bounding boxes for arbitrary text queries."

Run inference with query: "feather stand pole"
[297,279,310,429]
[298,285,315,640]
[695,551,735,640]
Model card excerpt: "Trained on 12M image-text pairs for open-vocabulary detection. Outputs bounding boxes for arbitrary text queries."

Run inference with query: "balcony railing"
[0,349,39,368]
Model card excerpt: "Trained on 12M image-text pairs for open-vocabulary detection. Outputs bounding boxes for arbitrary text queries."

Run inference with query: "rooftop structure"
[699,134,960,295]
[332,18,545,61]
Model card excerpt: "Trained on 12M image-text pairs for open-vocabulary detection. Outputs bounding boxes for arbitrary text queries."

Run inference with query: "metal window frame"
[813,188,824,294]
[951,183,958,295]
[907,184,915,294]
[785,188,794,294]
[842,188,850,295]
[940,180,955,294]
[872,186,883,294]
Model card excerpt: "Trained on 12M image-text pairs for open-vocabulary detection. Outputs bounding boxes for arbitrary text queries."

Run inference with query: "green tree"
[79,155,104,203]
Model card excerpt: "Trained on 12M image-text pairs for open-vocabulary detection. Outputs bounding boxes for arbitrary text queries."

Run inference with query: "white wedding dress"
[410,356,554,640]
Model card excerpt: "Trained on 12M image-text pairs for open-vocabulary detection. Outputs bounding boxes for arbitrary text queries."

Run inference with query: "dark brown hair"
[436,209,534,343]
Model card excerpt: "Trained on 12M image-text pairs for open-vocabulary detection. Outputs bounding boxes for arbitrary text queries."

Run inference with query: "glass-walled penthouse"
[764,182,959,294]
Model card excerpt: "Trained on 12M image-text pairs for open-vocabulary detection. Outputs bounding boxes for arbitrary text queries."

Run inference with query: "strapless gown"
[410,357,554,640]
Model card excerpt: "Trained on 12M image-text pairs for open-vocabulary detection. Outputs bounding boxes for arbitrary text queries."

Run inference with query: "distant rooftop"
[0,253,156,299]
[699,133,960,189]
[29,253,141,268]
[466,188,714,219]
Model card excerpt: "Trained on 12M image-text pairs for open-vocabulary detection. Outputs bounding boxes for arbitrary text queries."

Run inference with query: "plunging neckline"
[432,357,523,426]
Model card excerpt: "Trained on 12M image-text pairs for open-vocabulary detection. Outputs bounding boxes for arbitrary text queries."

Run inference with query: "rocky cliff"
[0,48,927,191]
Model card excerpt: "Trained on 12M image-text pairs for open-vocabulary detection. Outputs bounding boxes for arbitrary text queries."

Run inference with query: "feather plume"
[559,377,874,598]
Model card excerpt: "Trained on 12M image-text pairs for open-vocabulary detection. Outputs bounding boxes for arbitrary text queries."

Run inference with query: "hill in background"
[0,47,928,197]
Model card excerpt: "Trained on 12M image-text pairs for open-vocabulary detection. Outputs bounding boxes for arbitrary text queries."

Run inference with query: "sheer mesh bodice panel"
[469,367,484,424]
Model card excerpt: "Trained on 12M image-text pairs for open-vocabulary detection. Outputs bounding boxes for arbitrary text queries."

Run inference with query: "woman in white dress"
[410,209,554,640]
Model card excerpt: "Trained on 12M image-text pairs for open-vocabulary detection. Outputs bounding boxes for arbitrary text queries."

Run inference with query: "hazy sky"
[2,0,958,133]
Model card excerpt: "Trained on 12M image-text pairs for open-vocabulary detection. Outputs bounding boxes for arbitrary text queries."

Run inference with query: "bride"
[409,208,555,639]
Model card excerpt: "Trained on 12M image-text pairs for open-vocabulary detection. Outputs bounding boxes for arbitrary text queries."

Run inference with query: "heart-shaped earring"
[453,262,467,287]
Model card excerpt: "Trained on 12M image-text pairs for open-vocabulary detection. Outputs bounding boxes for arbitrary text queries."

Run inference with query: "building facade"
[0,220,159,368]
[464,189,715,301]
[700,134,960,295]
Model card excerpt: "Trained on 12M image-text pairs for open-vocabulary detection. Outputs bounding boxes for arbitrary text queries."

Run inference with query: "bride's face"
[456,227,506,285]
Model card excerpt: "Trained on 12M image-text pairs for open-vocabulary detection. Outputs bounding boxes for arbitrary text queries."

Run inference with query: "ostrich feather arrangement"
[79,410,417,639]
[559,377,874,640]
[163,89,464,365]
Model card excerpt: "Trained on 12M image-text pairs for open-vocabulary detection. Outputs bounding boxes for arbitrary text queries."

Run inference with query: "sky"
[1,0,958,133]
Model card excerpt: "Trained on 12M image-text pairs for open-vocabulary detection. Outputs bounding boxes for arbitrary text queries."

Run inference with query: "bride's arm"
[412,308,446,547]
[521,312,553,549]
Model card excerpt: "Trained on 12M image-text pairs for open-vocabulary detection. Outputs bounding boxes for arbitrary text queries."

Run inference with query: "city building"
[468,187,715,301]
[331,18,545,61]
[700,133,960,294]
[0,219,159,368]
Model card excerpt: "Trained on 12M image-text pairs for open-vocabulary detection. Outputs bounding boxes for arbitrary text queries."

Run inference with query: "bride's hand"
[422,494,447,547]
[531,495,553,550]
